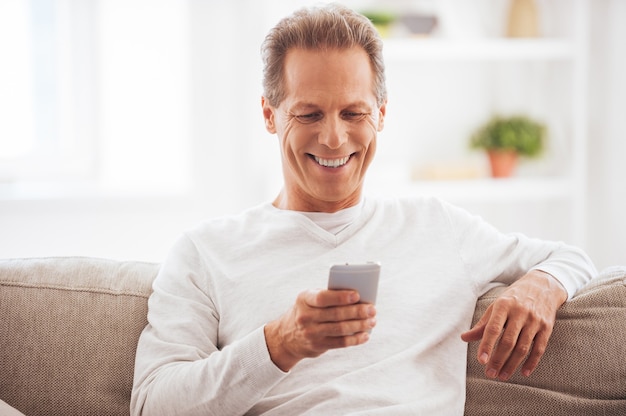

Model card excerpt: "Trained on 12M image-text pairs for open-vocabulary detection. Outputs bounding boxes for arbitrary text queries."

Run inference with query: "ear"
[377,100,387,132]
[261,96,277,134]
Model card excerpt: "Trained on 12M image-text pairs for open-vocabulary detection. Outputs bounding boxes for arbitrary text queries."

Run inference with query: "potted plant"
[470,115,546,178]
[361,10,397,37]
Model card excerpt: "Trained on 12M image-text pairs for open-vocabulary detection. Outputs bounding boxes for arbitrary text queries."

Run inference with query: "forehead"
[282,46,376,107]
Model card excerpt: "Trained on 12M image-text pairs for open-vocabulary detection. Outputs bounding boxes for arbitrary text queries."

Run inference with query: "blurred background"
[0,0,624,270]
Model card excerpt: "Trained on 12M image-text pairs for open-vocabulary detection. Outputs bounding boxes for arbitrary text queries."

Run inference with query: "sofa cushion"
[0,257,158,416]
[465,266,626,416]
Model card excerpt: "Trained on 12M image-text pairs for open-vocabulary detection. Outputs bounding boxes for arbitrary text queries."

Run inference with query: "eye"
[342,112,368,121]
[294,113,323,123]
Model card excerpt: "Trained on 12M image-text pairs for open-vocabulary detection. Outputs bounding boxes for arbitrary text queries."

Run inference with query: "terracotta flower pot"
[487,150,518,178]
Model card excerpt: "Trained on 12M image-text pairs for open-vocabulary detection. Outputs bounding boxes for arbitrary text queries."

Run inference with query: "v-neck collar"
[268,198,374,246]
[297,199,364,235]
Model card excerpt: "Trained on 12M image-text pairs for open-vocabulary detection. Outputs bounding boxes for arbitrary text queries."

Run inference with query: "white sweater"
[131,197,596,415]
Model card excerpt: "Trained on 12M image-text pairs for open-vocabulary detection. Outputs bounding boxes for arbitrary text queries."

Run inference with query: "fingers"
[460,306,491,343]
[295,290,377,338]
[520,327,551,377]
[265,289,377,371]
[473,302,507,367]
[483,317,525,380]
[471,295,555,381]
[302,320,375,352]
[312,305,377,331]
[302,288,360,308]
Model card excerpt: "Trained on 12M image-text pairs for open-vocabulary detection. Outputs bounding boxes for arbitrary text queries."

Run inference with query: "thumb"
[460,306,492,342]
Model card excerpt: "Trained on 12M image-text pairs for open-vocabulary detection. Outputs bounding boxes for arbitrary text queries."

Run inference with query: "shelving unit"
[367,177,574,203]
[382,38,576,61]
[365,0,589,245]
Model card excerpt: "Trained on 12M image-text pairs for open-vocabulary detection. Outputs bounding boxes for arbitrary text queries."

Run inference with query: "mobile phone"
[327,262,381,304]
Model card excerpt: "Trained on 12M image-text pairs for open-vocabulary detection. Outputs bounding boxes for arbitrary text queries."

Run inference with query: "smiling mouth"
[313,155,351,168]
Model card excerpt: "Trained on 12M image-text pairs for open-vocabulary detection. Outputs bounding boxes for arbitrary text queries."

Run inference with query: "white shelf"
[383,38,576,62]
[369,0,588,245]
[366,177,574,202]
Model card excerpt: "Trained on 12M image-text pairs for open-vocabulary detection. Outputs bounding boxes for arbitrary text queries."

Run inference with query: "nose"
[318,115,347,149]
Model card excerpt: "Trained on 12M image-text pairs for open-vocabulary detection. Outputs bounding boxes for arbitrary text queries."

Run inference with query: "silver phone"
[328,262,381,304]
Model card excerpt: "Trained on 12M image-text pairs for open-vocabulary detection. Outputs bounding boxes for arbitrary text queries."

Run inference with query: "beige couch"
[1,257,624,415]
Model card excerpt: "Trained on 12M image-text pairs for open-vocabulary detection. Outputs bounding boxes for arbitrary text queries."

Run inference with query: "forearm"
[130,236,286,414]
[131,326,286,416]
[446,200,597,299]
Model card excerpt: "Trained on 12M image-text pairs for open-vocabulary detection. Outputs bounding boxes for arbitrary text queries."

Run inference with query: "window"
[0,0,191,197]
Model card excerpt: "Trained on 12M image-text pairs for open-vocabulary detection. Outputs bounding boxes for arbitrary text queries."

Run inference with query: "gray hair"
[261,3,387,107]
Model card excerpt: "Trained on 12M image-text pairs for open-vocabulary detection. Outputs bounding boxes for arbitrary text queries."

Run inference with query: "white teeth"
[314,155,350,168]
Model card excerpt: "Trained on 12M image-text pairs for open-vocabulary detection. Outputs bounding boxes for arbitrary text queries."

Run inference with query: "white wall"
[587,0,626,270]
[0,0,624,269]
[0,0,270,262]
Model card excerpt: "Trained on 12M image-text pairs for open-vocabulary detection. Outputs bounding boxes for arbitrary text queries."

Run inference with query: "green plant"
[361,10,397,27]
[470,115,546,157]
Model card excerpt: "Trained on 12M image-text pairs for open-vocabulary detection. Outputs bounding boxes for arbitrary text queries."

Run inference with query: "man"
[131,5,596,415]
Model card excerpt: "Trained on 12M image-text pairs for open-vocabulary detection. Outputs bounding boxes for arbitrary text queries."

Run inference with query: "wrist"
[264,321,299,372]
[530,269,568,307]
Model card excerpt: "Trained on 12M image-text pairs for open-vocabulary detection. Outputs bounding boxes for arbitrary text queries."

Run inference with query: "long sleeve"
[442,200,597,299]
[130,198,598,415]
[130,234,287,416]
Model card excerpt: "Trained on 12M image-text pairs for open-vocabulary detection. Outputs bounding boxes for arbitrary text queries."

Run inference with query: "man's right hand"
[264,289,377,371]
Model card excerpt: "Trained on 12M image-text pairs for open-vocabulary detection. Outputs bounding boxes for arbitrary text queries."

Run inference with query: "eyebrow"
[289,101,373,112]
[289,102,319,112]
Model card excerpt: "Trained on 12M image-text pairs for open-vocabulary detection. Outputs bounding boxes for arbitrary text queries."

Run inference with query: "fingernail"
[367,305,376,316]
[487,368,497,378]
[368,318,377,327]
[499,372,509,381]
[479,353,489,364]
[522,369,531,377]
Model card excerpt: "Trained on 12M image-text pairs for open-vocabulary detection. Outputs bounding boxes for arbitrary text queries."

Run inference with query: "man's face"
[262,46,386,212]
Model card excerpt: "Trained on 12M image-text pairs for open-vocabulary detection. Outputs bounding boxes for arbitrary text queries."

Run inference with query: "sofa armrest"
[465,266,626,415]
[0,257,158,416]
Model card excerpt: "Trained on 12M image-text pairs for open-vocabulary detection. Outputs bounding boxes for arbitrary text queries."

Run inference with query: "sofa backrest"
[0,257,158,416]
[1,258,625,415]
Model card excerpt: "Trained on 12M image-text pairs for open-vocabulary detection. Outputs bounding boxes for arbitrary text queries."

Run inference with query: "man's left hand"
[461,270,568,381]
